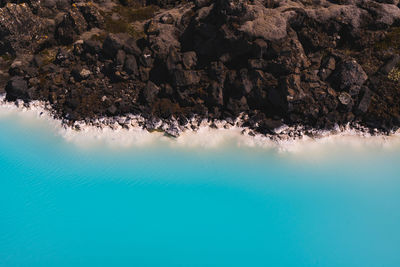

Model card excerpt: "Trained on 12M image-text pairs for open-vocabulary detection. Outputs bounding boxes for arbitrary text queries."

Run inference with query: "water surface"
[0,109,399,267]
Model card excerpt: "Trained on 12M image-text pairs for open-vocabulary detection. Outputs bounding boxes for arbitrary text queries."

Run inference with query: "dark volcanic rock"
[173,70,200,87]
[77,2,104,29]
[357,88,373,114]
[331,60,368,94]
[56,9,87,44]
[1,0,400,135]
[102,33,125,58]
[182,51,197,70]
[123,38,141,57]
[0,3,50,55]
[142,81,160,104]
[5,76,29,100]
[124,54,139,76]
[380,55,400,75]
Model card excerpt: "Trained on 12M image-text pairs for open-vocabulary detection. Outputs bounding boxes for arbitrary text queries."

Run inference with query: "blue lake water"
[0,110,400,267]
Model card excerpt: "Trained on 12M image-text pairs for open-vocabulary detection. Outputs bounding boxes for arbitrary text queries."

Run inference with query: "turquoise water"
[0,111,400,267]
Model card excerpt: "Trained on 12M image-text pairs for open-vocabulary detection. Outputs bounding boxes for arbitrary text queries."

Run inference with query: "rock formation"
[1,0,400,135]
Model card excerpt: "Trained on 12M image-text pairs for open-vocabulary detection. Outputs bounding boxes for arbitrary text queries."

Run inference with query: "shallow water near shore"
[1,108,400,267]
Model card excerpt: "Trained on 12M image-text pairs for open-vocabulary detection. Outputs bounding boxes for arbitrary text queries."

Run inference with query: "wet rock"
[258,119,287,134]
[165,124,181,138]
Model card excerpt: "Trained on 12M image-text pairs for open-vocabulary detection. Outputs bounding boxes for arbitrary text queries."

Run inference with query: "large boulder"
[239,6,288,41]
[102,33,125,58]
[77,2,104,29]
[5,76,30,100]
[305,4,368,30]
[331,60,368,94]
[363,2,400,27]
[56,9,88,44]
[123,37,141,57]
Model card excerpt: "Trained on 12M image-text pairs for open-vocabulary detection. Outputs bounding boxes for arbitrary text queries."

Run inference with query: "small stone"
[80,69,91,79]
[338,92,352,105]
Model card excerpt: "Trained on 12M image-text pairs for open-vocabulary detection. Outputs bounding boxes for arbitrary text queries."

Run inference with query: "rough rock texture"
[1,0,400,135]
[0,2,52,55]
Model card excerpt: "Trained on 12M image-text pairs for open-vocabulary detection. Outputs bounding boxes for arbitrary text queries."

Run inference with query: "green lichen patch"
[40,48,57,66]
[375,27,400,51]
[100,4,157,38]
[388,67,400,81]
[113,5,160,22]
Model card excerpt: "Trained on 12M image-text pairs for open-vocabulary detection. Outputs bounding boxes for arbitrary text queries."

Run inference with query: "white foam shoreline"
[1,94,399,152]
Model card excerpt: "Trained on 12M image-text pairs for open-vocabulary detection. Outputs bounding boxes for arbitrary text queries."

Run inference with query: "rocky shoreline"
[2,94,397,145]
[1,0,400,138]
